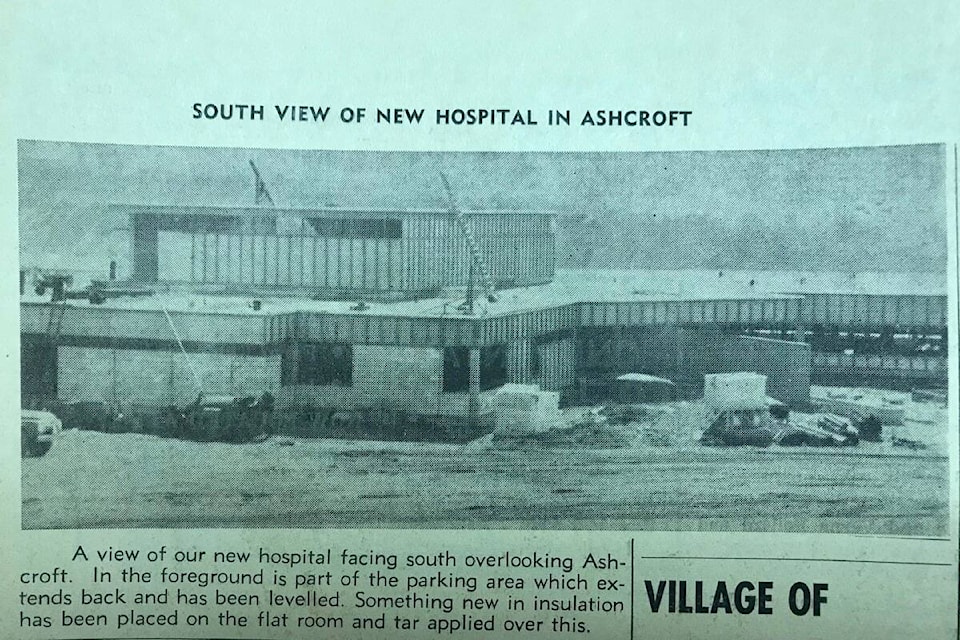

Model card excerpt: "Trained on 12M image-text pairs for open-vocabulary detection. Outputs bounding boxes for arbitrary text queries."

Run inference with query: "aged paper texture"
[2,1,958,638]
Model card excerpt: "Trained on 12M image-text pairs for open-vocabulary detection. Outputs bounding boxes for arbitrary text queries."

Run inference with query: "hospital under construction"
[19,165,948,440]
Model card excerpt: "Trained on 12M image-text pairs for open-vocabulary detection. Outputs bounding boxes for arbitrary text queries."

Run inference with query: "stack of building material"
[704,372,768,411]
[701,373,774,447]
[490,384,563,435]
[810,388,906,425]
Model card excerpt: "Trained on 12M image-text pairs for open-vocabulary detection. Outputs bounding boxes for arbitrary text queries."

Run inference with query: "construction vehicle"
[700,373,777,446]
[700,373,859,447]
[34,272,153,305]
[171,393,275,443]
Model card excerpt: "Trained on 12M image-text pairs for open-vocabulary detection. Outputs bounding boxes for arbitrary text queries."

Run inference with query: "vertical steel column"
[507,339,532,383]
[468,347,481,428]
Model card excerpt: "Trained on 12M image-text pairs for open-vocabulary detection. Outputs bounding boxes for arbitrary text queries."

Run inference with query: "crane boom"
[249,160,275,206]
[439,173,496,310]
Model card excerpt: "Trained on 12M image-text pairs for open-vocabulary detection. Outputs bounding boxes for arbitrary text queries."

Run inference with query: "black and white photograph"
[19,140,950,534]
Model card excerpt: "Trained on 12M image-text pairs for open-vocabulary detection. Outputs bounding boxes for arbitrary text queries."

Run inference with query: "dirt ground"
[22,393,949,535]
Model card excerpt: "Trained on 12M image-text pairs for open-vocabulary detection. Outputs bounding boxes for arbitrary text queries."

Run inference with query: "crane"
[439,172,496,314]
[249,160,275,206]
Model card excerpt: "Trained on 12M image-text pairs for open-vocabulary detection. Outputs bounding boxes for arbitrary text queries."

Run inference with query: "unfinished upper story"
[126,204,555,298]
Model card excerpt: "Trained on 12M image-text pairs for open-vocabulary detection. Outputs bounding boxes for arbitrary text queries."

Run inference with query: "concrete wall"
[576,327,811,404]
[22,303,276,346]
[278,344,476,415]
[532,337,577,393]
[55,342,483,417]
[504,336,577,395]
[158,231,404,291]
[50,330,808,416]
[357,345,443,411]
[722,336,811,405]
[57,346,281,406]
[662,331,810,404]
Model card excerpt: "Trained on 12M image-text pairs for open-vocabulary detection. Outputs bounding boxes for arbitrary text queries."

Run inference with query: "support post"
[468,347,480,429]
[506,339,532,384]
[795,323,806,343]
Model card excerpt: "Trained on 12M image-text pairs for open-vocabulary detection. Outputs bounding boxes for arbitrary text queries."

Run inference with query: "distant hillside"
[555,209,947,272]
[18,141,948,275]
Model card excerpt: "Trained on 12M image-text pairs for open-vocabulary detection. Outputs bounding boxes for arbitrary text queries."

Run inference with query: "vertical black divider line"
[954,142,959,640]
[630,537,635,640]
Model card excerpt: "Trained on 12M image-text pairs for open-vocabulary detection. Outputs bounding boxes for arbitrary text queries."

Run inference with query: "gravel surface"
[22,397,947,535]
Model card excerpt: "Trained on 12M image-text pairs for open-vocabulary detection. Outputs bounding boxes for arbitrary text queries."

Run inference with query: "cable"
[159,300,203,396]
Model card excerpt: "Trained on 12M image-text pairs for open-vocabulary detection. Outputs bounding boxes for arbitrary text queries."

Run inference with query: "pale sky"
[18,141,947,272]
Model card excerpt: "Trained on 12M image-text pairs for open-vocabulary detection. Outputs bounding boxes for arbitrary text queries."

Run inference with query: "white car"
[21,409,62,458]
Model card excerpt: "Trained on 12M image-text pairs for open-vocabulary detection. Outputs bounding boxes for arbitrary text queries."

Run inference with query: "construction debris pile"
[472,373,937,451]
[40,372,937,453]
[775,414,859,447]
[700,373,865,448]
[486,384,633,447]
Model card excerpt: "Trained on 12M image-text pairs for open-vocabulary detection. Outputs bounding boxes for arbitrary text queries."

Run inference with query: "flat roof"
[562,269,946,297]
[616,373,675,385]
[114,204,556,218]
[22,270,945,321]
[20,278,801,320]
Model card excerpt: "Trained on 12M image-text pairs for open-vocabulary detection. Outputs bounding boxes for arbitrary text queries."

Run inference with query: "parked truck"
[21,409,62,457]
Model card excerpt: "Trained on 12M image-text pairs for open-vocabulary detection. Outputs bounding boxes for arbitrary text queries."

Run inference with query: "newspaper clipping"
[2,2,958,639]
